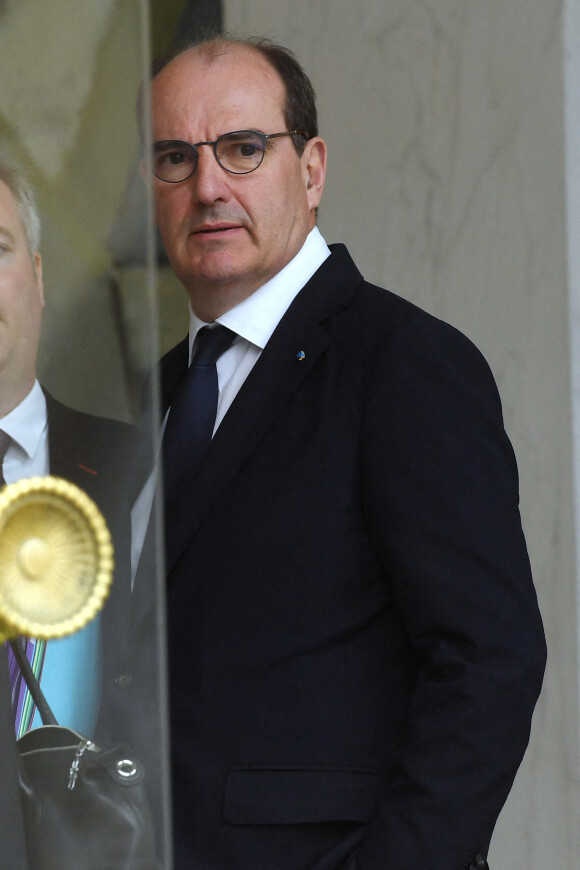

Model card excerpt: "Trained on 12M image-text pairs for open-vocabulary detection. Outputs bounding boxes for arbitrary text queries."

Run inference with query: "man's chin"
[181,251,247,289]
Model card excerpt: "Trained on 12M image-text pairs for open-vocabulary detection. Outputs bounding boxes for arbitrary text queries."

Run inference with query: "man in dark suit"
[0,155,135,865]
[149,36,546,870]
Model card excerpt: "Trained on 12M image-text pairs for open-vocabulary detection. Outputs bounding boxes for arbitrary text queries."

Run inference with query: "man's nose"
[189,145,230,203]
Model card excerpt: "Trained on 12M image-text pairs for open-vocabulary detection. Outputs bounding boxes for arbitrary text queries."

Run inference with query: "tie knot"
[192,325,236,367]
[0,429,11,463]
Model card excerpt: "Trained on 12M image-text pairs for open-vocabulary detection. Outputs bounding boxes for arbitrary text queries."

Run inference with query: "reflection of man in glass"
[0,155,131,742]
[148,37,546,870]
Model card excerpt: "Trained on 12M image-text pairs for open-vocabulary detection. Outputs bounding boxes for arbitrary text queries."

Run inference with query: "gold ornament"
[0,476,113,641]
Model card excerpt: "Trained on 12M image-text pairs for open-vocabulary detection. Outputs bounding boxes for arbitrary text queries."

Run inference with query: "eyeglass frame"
[151,129,308,183]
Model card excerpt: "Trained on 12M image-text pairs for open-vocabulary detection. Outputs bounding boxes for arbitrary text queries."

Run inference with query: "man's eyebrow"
[0,226,16,244]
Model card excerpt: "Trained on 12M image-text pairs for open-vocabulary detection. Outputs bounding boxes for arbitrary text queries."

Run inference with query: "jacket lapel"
[160,336,189,416]
[45,393,104,500]
[44,393,135,698]
[164,244,364,576]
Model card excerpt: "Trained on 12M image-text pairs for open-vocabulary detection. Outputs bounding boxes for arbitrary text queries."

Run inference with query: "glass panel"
[0,1,171,867]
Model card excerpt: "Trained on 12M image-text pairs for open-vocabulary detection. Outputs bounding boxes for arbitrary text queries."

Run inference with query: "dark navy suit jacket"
[164,245,546,870]
[0,393,134,868]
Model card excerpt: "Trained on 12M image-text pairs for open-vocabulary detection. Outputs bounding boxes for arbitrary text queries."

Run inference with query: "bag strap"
[9,639,58,727]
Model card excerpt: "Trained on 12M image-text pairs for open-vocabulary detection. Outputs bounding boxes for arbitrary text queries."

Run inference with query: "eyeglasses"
[152,129,307,183]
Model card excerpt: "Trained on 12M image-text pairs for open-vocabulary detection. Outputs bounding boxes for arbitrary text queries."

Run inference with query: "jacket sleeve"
[355,314,546,869]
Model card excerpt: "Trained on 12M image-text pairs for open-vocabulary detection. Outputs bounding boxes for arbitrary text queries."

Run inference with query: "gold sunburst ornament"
[0,476,113,642]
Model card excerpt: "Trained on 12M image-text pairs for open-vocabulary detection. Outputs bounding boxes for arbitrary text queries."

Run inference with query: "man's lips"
[191,223,243,236]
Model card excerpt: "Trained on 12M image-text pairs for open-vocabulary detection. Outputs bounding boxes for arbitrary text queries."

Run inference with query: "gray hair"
[0,154,41,253]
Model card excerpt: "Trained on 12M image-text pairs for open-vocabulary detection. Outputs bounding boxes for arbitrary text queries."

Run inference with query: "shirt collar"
[188,226,331,357]
[0,380,48,459]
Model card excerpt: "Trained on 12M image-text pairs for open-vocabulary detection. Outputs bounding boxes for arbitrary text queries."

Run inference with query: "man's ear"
[303,137,327,212]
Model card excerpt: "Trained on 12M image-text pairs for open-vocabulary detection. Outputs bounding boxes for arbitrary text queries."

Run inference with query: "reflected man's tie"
[0,428,10,486]
[162,325,235,566]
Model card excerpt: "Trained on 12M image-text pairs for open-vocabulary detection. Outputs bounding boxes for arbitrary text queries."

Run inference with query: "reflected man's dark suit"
[0,393,133,867]
[165,245,546,870]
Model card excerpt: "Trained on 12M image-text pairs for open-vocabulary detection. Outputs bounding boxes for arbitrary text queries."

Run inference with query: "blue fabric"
[30,615,101,737]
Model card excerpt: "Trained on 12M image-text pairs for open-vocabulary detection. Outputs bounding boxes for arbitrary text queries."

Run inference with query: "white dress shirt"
[193,225,330,430]
[0,380,49,482]
[130,227,331,579]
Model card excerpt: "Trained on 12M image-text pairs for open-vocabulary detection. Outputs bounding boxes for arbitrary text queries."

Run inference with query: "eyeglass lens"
[153,131,267,182]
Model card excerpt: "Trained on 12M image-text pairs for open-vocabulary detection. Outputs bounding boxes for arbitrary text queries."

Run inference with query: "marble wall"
[224,0,578,865]
[0,0,203,421]
[0,0,153,420]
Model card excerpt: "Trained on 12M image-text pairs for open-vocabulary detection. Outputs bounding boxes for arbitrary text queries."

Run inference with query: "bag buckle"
[67,738,95,790]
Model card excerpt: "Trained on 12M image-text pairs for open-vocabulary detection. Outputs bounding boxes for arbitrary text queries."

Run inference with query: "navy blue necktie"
[162,325,235,561]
